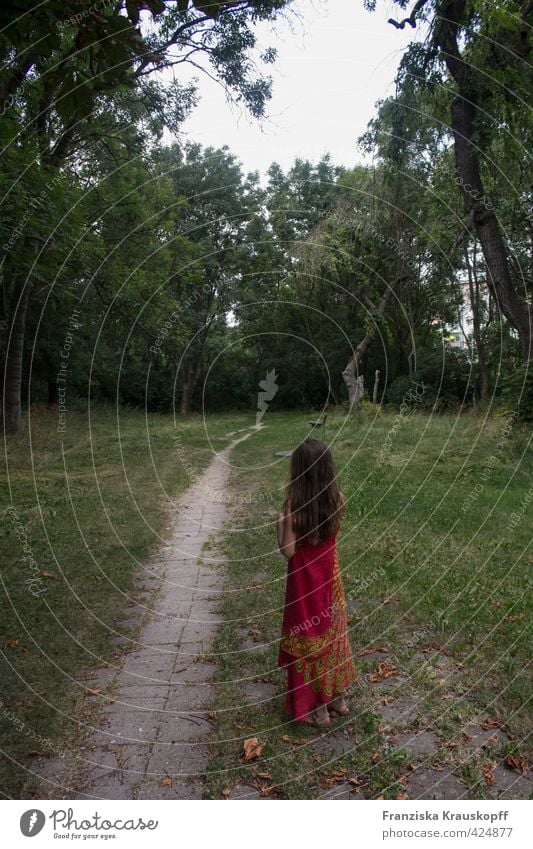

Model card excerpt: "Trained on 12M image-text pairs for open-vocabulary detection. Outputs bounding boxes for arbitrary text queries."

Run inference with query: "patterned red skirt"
[278,536,356,722]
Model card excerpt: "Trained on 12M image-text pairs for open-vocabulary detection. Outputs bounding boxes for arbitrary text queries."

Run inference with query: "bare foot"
[328,695,349,716]
[301,705,331,726]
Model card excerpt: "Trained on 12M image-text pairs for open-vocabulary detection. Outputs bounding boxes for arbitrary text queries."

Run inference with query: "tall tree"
[1,0,292,433]
[366,0,533,361]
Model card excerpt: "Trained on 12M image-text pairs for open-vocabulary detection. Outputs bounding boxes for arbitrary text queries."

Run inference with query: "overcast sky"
[175,0,420,177]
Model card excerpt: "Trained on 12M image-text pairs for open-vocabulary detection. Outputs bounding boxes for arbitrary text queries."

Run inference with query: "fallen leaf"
[357,645,390,657]
[503,614,524,622]
[28,750,49,758]
[243,737,265,761]
[396,792,409,799]
[160,777,172,787]
[222,785,233,798]
[256,771,272,780]
[382,597,399,605]
[462,731,473,741]
[4,639,20,649]
[281,734,291,742]
[481,718,502,731]
[482,762,495,786]
[40,571,58,579]
[506,755,529,774]
[371,751,381,763]
[85,687,102,696]
[368,661,398,682]
[259,784,278,797]
[347,776,364,786]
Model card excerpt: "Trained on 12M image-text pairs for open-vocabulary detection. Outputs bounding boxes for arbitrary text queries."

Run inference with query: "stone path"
[52,434,252,800]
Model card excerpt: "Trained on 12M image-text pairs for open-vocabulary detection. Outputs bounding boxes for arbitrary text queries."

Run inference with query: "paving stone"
[238,681,278,707]
[320,782,360,799]
[146,742,211,777]
[228,783,263,800]
[388,730,439,756]
[463,724,510,749]
[488,767,533,800]
[376,694,422,725]
[138,779,205,799]
[309,732,357,759]
[165,682,215,711]
[170,661,218,683]
[407,768,469,799]
[156,711,213,742]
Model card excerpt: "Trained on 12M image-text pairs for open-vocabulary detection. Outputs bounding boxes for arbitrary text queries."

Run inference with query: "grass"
[204,408,531,799]
[1,404,530,799]
[0,403,247,797]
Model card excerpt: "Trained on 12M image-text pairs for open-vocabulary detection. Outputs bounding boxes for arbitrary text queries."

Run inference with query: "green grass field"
[205,407,532,799]
[0,404,246,797]
[1,405,531,799]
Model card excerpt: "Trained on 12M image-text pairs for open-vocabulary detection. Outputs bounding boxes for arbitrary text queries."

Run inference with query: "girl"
[277,437,357,726]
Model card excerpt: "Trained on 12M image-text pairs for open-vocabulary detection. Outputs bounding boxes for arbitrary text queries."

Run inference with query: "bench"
[309,413,327,432]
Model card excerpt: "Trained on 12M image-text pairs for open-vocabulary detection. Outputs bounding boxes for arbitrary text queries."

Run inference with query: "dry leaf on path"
[243,737,265,761]
[160,777,172,787]
[507,755,529,774]
[357,645,390,657]
[481,718,502,730]
[368,661,398,682]
[482,762,495,786]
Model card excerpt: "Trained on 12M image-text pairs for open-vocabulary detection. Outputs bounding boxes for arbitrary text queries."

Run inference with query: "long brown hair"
[285,438,343,545]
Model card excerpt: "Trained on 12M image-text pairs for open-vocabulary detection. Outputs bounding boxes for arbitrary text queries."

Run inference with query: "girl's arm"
[277,502,297,559]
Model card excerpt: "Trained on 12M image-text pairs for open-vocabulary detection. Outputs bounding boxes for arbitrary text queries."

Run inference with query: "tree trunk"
[180,364,195,416]
[465,245,489,399]
[179,356,203,416]
[439,0,533,362]
[342,276,403,415]
[342,358,364,414]
[373,369,381,405]
[3,279,32,435]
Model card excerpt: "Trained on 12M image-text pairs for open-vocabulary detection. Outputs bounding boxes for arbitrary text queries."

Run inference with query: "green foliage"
[500,363,533,422]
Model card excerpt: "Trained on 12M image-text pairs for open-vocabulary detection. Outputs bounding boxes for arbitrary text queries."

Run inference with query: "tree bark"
[3,278,32,435]
[438,0,533,362]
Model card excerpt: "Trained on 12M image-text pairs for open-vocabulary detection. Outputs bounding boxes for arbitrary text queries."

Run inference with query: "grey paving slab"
[407,768,469,799]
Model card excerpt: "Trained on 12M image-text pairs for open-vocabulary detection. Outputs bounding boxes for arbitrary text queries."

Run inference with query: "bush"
[500,364,533,422]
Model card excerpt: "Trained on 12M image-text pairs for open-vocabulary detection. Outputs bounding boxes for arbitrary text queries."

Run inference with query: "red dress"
[277,534,357,721]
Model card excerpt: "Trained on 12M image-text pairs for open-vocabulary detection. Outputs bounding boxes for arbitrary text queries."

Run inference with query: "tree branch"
[388,0,431,30]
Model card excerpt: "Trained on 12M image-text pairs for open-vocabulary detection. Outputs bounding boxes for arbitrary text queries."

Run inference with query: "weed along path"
[40,430,255,801]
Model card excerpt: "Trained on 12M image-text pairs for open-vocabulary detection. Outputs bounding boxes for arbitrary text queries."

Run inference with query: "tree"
[367,0,533,361]
[1,0,293,433]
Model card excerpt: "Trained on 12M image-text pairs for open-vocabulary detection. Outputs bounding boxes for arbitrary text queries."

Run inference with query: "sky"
[175,0,420,177]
